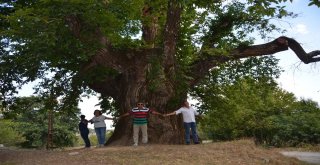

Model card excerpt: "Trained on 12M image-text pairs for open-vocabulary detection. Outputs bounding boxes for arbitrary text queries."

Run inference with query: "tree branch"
[142,4,159,48]
[65,13,166,99]
[189,36,320,85]
[282,37,320,64]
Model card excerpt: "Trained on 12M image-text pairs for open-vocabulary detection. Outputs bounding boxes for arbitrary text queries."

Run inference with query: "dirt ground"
[0,140,311,165]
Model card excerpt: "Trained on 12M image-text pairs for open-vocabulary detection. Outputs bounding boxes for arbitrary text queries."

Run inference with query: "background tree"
[0,0,319,145]
[192,57,320,146]
[2,96,80,148]
[263,99,320,147]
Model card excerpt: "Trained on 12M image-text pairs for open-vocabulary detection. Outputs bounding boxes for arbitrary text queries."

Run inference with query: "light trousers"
[133,124,148,145]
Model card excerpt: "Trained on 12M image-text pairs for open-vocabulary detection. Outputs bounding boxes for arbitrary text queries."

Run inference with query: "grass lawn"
[0,139,312,165]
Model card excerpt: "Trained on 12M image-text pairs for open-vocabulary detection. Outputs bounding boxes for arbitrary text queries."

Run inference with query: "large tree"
[1,0,319,145]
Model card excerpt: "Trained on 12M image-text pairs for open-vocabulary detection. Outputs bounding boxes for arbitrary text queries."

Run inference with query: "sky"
[272,0,320,102]
[16,0,320,128]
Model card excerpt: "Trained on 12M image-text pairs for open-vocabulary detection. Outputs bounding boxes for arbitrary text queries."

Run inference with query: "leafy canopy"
[0,0,318,110]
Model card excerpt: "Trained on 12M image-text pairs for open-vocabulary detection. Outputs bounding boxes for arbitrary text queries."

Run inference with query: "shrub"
[0,120,26,146]
[254,113,320,147]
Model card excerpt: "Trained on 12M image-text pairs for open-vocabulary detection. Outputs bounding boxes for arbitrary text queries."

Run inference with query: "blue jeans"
[184,122,199,144]
[95,127,106,145]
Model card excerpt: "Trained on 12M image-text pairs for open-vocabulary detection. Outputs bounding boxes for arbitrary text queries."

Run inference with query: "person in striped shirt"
[119,102,162,146]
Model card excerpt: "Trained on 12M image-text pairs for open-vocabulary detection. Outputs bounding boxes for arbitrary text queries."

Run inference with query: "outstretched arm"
[117,112,130,120]
[105,116,114,120]
[164,111,176,117]
[151,110,163,116]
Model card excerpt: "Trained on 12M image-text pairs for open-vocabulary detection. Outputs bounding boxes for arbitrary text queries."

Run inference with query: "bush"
[17,121,78,148]
[254,113,320,147]
[0,120,26,146]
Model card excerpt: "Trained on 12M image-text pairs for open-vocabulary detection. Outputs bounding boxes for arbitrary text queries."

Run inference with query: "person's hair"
[80,115,86,119]
[181,99,188,106]
[136,102,144,106]
[93,110,102,115]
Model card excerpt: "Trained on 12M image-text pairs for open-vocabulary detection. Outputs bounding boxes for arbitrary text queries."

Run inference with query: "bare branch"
[283,37,320,64]
[189,36,320,85]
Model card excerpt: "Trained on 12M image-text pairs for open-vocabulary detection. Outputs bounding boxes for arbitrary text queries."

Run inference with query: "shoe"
[194,142,200,144]
[133,143,138,147]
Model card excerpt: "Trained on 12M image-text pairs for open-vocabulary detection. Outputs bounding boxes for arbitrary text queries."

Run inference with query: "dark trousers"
[80,131,91,147]
[183,122,199,144]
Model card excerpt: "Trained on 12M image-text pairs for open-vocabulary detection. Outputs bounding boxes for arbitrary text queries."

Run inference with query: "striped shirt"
[130,107,153,125]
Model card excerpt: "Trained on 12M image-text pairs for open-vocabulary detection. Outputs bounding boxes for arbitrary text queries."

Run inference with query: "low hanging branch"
[189,36,320,85]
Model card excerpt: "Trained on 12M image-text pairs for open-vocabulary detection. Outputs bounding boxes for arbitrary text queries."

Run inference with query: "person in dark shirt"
[79,115,91,148]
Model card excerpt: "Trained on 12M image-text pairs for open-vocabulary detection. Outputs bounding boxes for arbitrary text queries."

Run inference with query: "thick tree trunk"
[80,43,185,145]
[100,63,185,145]
[107,113,185,146]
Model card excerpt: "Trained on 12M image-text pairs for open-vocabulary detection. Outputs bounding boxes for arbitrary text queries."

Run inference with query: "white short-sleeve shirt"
[175,106,199,123]
[90,115,107,128]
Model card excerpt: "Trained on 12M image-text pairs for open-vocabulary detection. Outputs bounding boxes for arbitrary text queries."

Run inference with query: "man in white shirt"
[165,99,200,145]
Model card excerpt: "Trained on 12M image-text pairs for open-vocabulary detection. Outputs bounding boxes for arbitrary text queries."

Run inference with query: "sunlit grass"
[1,139,310,165]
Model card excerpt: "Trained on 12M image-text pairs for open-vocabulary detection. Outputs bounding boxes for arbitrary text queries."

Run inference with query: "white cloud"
[292,23,309,34]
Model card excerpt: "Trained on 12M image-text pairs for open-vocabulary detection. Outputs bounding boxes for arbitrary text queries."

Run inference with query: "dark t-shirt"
[79,119,89,133]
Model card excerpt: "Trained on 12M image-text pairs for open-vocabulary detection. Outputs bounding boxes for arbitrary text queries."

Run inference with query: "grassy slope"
[0,139,311,165]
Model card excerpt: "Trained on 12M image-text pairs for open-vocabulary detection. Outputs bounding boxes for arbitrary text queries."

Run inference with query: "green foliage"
[3,96,80,148]
[0,0,314,109]
[52,124,78,147]
[0,1,319,146]
[0,120,26,146]
[308,0,320,7]
[192,56,281,138]
[84,66,120,84]
[257,99,320,147]
[99,96,118,119]
[193,57,320,147]
[197,76,320,147]
[0,0,297,98]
